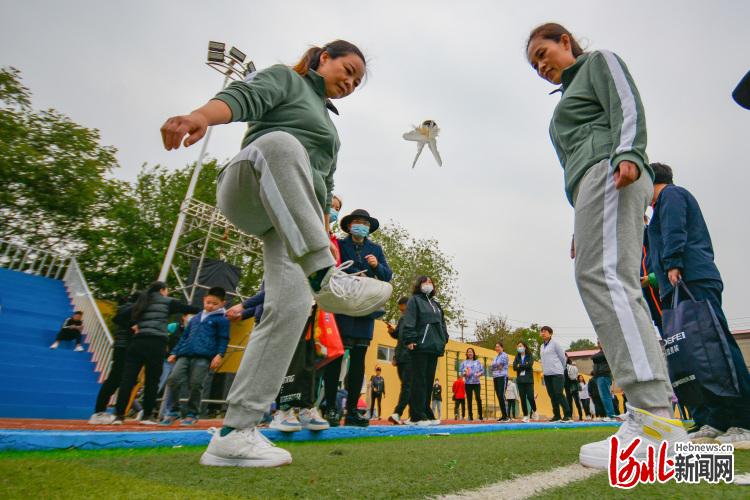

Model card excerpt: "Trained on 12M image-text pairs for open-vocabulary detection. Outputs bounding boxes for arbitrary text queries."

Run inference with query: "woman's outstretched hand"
[160,112,209,150]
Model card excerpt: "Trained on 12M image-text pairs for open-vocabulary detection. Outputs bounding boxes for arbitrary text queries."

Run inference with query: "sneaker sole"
[690,436,720,444]
[200,452,291,468]
[269,424,302,433]
[388,416,402,425]
[579,450,609,470]
[301,423,330,431]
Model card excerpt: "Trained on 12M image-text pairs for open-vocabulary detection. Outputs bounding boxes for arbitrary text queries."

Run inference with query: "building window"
[377,345,395,362]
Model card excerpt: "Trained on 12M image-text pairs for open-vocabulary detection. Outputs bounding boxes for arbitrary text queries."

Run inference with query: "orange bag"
[306,305,344,369]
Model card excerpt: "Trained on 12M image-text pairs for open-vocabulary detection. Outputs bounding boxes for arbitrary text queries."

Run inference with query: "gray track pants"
[216,131,335,428]
[573,160,671,410]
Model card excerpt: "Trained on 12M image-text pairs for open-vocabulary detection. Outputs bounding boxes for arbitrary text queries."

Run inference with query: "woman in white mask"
[402,276,449,426]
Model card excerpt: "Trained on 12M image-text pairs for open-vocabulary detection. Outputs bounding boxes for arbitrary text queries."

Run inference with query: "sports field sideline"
[2,427,748,499]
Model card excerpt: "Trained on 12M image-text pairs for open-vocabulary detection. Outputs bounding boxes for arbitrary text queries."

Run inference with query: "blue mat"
[0,421,619,451]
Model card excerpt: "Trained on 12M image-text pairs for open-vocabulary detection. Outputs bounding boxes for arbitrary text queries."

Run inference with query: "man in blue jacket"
[162,286,230,425]
[322,209,392,427]
[648,162,750,448]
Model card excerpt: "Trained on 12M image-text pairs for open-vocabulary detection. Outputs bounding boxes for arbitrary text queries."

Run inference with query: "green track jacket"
[550,51,651,206]
[213,65,340,211]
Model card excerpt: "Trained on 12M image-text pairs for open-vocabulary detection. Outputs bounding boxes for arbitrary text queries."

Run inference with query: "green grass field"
[1,428,748,499]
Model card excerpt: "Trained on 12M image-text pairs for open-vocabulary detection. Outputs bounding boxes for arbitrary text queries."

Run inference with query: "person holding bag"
[322,209,393,428]
[648,162,750,447]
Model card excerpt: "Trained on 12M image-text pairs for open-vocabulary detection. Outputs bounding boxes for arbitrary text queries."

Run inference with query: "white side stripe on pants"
[602,163,654,381]
[234,144,311,258]
[600,50,637,153]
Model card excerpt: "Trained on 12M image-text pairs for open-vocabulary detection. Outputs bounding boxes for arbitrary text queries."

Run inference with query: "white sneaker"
[689,425,723,444]
[135,410,144,421]
[49,341,59,349]
[430,419,441,426]
[140,419,159,425]
[313,261,393,317]
[522,416,529,423]
[716,427,750,449]
[269,409,302,433]
[88,412,116,425]
[200,427,292,468]
[298,408,329,431]
[388,413,403,425]
[74,345,85,352]
[579,404,688,470]
[531,412,539,421]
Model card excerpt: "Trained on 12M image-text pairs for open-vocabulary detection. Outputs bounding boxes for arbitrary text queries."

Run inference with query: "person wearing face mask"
[513,341,537,422]
[402,276,449,426]
[322,209,393,427]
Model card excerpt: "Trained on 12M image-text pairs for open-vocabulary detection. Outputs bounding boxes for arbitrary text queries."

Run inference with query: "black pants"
[591,394,606,417]
[517,381,536,416]
[493,376,508,419]
[454,398,465,418]
[409,352,439,421]
[507,399,517,418]
[56,328,82,344]
[394,361,412,416]
[324,343,368,414]
[580,398,592,417]
[465,383,483,420]
[564,382,583,419]
[370,392,382,417]
[544,374,571,419]
[94,346,128,412]
[115,336,166,419]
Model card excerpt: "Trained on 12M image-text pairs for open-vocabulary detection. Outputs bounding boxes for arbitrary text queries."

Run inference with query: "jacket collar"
[306,70,340,115]
[559,53,590,93]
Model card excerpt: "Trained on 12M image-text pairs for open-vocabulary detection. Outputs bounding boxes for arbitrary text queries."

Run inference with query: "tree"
[80,160,264,300]
[0,67,118,251]
[569,338,597,352]
[473,316,541,357]
[370,223,461,325]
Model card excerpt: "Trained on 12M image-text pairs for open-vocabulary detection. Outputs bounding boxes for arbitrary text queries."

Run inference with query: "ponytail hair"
[131,281,167,321]
[293,40,366,76]
[526,23,584,60]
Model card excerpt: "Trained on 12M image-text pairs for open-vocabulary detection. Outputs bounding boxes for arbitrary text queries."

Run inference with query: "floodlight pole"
[158,73,231,283]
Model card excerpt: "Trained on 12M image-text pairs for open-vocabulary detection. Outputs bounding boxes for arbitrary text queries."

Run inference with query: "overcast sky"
[2,0,749,345]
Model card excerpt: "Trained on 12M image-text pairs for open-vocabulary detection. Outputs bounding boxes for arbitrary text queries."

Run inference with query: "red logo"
[608,436,675,489]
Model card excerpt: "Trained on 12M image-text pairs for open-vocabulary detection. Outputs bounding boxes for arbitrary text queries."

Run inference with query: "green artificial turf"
[0,428,610,500]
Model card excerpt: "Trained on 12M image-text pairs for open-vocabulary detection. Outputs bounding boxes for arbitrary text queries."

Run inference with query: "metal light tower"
[158,42,257,284]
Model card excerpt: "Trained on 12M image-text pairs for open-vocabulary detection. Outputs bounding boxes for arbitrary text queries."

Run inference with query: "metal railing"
[63,259,114,382]
[0,239,114,383]
[0,239,70,279]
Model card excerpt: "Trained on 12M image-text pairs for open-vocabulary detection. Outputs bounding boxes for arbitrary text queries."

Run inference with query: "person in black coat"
[512,341,537,421]
[88,294,138,424]
[649,162,750,443]
[402,276,449,425]
[387,297,411,424]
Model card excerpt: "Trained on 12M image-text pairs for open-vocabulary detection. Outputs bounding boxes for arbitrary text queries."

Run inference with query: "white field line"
[436,463,602,500]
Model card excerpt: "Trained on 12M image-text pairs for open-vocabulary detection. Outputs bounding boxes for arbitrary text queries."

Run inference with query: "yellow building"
[220,316,554,420]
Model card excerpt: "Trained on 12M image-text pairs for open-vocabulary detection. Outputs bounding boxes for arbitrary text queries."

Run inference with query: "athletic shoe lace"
[239,427,274,449]
[326,261,360,298]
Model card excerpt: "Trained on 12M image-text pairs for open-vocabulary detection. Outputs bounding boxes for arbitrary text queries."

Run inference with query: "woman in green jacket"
[402,276,448,426]
[160,40,392,468]
[527,23,687,469]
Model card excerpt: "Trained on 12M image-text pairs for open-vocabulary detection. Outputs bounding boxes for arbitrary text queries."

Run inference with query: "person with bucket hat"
[323,209,392,427]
